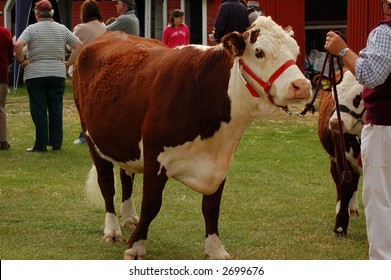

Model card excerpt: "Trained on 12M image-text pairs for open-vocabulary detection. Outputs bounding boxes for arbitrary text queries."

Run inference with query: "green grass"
[0,81,367,260]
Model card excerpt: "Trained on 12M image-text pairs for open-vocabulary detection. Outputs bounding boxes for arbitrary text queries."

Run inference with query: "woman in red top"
[162,9,189,48]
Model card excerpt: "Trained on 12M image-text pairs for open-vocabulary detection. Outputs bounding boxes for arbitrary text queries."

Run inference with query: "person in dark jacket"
[213,0,249,44]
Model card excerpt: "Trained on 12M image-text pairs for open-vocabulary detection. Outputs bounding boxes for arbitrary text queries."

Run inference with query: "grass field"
[0,80,367,260]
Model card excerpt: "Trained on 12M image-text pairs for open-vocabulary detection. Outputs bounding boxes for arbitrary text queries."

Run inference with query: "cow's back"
[73,31,233,163]
[73,32,167,160]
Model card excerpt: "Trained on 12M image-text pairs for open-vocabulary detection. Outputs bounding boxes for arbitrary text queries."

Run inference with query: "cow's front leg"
[335,172,360,237]
[203,180,230,260]
[124,170,168,260]
[120,169,139,230]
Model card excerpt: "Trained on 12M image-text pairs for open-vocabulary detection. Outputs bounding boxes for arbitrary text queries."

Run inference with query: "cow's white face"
[239,16,312,108]
[329,71,365,137]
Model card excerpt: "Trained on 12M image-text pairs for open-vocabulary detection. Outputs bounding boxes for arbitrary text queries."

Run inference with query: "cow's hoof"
[104,235,123,244]
[334,227,347,237]
[205,234,231,260]
[350,210,359,217]
[124,252,145,260]
[124,240,147,260]
[206,252,231,260]
[103,229,123,243]
[123,221,137,230]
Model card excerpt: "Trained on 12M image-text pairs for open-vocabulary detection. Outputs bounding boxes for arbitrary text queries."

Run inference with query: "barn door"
[137,0,164,39]
[184,0,203,44]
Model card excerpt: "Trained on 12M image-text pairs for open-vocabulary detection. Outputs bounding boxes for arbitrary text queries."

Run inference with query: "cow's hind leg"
[124,171,168,260]
[120,168,139,230]
[89,150,122,243]
[203,180,230,260]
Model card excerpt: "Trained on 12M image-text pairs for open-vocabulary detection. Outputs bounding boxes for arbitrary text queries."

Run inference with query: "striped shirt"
[18,19,79,80]
[356,23,391,89]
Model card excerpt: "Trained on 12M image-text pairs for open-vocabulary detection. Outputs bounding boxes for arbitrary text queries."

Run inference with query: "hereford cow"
[318,70,365,237]
[73,16,312,259]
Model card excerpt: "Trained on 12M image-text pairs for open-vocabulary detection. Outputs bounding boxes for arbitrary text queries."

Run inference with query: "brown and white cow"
[73,16,312,259]
[318,70,365,237]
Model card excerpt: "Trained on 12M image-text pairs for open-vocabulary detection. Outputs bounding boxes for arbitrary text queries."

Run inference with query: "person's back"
[248,1,263,25]
[19,20,73,79]
[214,0,249,43]
[74,20,106,46]
[15,0,83,152]
[106,0,139,36]
[69,0,106,78]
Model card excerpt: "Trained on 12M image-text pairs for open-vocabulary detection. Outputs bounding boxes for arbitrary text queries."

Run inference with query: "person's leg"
[0,83,8,141]
[74,131,85,144]
[47,77,65,149]
[25,78,49,148]
[362,125,391,259]
[0,83,10,149]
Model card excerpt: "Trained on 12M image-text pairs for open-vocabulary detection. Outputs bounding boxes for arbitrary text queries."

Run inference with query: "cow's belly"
[91,137,145,174]
[157,135,237,195]
[95,137,235,195]
[90,122,243,196]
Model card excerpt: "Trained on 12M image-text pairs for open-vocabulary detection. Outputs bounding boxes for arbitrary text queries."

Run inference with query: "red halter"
[239,58,296,105]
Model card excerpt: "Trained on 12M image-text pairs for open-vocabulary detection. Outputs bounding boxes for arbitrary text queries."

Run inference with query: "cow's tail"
[85,165,105,208]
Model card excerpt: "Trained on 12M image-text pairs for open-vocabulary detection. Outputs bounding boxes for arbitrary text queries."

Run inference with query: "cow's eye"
[353,93,362,108]
[255,48,264,59]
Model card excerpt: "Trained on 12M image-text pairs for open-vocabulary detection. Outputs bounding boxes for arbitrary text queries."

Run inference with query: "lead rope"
[315,31,352,184]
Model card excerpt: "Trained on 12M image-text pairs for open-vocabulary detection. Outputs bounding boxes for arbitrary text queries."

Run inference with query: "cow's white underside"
[90,118,247,196]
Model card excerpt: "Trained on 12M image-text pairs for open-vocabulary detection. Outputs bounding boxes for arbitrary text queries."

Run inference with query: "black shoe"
[26,146,47,152]
[52,147,61,151]
[0,141,10,150]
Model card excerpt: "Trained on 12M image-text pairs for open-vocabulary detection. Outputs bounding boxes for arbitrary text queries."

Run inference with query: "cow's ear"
[222,32,246,57]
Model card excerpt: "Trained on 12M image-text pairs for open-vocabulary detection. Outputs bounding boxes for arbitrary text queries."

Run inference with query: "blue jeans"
[25,77,65,148]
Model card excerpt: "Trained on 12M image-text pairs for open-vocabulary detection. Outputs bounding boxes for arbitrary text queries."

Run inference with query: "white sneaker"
[74,138,85,144]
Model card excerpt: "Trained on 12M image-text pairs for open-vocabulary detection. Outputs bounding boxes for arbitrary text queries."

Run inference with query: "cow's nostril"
[292,79,311,93]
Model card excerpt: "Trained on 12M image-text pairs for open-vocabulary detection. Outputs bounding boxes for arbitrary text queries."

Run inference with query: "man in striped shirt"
[324,0,391,260]
[15,0,83,152]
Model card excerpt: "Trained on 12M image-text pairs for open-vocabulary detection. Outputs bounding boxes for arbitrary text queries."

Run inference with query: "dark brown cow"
[73,16,312,259]
[318,70,365,236]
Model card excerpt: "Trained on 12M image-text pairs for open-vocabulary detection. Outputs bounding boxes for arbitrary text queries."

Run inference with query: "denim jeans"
[25,77,65,148]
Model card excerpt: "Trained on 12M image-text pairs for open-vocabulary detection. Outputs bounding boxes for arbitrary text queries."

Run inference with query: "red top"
[0,26,14,84]
[162,24,189,48]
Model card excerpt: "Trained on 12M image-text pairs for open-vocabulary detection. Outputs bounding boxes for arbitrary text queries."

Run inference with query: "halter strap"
[239,58,295,107]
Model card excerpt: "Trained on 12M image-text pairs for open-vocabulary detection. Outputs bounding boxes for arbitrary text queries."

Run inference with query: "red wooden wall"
[262,0,305,71]
[347,0,383,54]
[168,0,181,14]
